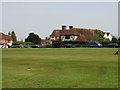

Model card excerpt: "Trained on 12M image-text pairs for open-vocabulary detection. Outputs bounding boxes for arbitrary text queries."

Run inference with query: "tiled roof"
[60,29,80,35]
[50,30,61,37]
[50,28,95,36]
[50,27,95,41]
[40,40,52,44]
[75,35,86,41]
[75,30,95,41]
[0,33,13,40]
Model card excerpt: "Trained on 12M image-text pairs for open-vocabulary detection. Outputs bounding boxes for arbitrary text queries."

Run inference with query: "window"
[65,35,70,39]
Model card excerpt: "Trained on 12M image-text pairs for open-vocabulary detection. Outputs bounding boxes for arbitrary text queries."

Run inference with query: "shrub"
[44,44,53,48]
[52,42,61,48]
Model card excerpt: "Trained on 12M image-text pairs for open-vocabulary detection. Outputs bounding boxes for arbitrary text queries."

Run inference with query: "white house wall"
[104,33,112,41]
[104,33,107,38]
[61,35,78,41]
[74,36,78,40]
[7,40,13,46]
[108,34,112,41]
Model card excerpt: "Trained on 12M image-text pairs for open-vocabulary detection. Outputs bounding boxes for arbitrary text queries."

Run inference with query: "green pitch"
[2,48,118,88]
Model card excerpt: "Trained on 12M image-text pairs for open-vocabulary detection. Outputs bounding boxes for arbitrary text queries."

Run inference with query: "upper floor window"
[65,35,70,39]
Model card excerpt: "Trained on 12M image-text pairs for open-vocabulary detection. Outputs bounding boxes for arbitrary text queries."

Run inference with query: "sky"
[1,2,118,41]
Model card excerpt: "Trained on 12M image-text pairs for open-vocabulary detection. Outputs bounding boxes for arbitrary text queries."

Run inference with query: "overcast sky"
[2,2,118,41]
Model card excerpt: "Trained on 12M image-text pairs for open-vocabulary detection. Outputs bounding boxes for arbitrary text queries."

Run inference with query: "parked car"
[108,43,118,48]
[0,45,8,48]
[10,45,22,48]
[0,44,3,48]
[87,42,102,48]
[62,44,75,48]
[30,45,41,48]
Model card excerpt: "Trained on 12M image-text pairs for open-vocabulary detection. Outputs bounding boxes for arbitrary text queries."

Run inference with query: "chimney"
[62,25,67,30]
[69,26,73,29]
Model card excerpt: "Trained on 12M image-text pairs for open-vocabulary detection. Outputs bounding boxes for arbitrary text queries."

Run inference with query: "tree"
[112,36,118,43]
[117,37,120,44]
[45,37,48,40]
[94,30,105,42]
[25,33,41,44]
[11,31,17,42]
[95,30,104,38]
[8,31,11,36]
[118,37,120,42]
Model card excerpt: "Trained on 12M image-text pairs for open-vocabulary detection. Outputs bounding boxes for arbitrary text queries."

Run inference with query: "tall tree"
[8,31,11,36]
[112,36,118,43]
[11,31,17,42]
[25,33,41,44]
[94,30,105,42]
[118,37,120,44]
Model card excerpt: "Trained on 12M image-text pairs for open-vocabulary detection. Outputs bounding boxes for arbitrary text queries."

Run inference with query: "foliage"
[99,39,111,43]
[42,44,53,48]
[0,43,4,45]
[45,37,50,40]
[62,41,74,44]
[94,30,105,42]
[25,33,41,44]
[74,44,81,47]
[11,31,17,42]
[13,41,33,45]
[111,36,118,43]
[117,37,120,44]
[94,30,104,38]
[8,31,11,36]
[118,37,120,42]
[52,42,61,48]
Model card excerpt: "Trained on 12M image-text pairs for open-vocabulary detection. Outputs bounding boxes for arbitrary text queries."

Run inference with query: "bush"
[52,42,61,48]
[74,44,81,47]
[42,44,53,48]
[13,42,34,45]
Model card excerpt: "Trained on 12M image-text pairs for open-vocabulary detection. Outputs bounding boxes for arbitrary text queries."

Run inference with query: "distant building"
[0,33,13,46]
[50,25,113,42]
[40,39,52,46]
[103,32,112,41]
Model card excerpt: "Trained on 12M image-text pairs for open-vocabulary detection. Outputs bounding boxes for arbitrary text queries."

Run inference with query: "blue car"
[30,45,41,48]
[87,42,102,47]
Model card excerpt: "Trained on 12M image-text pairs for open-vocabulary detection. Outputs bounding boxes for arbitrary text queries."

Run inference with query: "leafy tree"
[45,37,48,40]
[117,37,120,45]
[11,31,17,42]
[112,36,118,43]
[8,31,11,36]
[94,30,105,42]
[45,37,50,40]
[25,33,41,44]
[103,38,110,43]
[118,37,120,42]
[43,44,53,48]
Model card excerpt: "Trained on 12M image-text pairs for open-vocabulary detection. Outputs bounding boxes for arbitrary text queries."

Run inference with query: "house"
[103,32,112,41]
[0,33,13,46]
[40,39,52,46]
[50,25,112,42]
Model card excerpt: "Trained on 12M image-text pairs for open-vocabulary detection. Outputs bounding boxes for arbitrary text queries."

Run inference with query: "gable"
[0,33,13,40]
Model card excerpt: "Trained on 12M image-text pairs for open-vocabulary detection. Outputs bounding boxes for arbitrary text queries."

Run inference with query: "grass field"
[2,48,118,88]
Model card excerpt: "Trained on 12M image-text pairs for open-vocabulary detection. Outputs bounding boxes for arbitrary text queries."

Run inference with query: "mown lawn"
[2,48,118,88]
